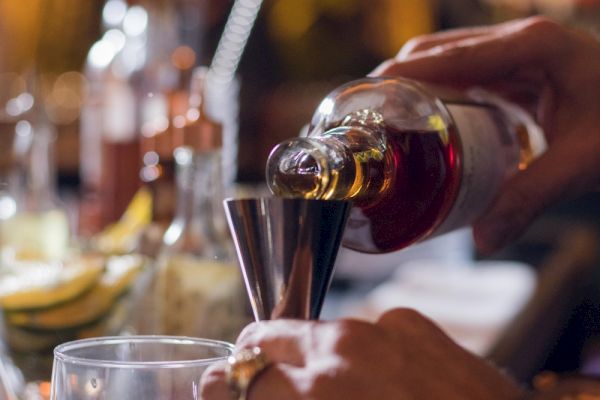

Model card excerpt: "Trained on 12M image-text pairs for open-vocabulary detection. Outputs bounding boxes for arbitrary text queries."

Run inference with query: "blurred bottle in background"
[0,73,30,243]
[139,45,197,230]
[79,0,144,233]
[79,0,210,233]
[148,72,249,341]
[0,92,70,263]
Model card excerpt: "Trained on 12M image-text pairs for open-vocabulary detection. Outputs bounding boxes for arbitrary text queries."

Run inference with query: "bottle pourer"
[223,197,351,320]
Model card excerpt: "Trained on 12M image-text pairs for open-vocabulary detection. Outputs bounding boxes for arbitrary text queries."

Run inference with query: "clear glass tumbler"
[50,336,233,400]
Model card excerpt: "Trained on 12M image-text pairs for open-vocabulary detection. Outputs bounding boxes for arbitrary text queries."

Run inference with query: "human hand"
[371,17,600,255]
[200,308,524,399]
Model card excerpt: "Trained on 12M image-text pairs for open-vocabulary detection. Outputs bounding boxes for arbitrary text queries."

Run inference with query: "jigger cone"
[223,197,351,320]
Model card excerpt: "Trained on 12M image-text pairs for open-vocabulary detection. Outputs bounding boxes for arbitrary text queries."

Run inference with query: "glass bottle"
[267,77,546,254]
[152,89,248,341]
[181,66,230,241]
[80,0,197,231]
[0,74,28,239]
[0,115,69,262]
[139,47,199,224]
[139,93,176,227]
[79,0,144,231]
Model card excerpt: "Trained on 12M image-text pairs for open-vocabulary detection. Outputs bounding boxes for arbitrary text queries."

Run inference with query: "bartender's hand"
[200,308,524,399]
[372,16,600,255]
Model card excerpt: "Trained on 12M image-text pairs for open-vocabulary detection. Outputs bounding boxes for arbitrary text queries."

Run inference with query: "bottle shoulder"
[309,77,452,138]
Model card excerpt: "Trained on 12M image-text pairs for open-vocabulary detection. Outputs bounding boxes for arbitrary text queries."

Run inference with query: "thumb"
[473,137,597,255]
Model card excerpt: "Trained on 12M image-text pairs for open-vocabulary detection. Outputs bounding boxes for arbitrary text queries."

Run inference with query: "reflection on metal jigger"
[223,197,351,320]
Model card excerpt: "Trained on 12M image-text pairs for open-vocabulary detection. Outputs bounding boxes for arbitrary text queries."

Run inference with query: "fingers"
[473,154,560,255]
[200,321,311,400]
[376,307,437,331]
[398,29,488,61]
[371,17,570,86]
[200,363,230,400]
[376,308,450,342]
[247,364,302,400]
[397,19,521,60]
[201,320,326,398]
[199,360,302,400]
[368,15,600,254]
[473,132,600,254]
[236,320,317,366]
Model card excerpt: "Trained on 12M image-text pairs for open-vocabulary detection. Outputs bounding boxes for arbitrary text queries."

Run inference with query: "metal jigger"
[223,197,351,320]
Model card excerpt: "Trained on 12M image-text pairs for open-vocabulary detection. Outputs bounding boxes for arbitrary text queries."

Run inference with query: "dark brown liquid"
[0,121,16,176]
[342,126,461,253]
[140,129,177,225]
[101,139,142,224]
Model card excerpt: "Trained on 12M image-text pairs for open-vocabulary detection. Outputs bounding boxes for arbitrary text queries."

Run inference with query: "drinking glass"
[50,336,233,400]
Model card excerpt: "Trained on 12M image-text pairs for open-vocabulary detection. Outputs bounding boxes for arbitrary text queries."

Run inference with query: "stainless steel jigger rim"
[223,196,351,207]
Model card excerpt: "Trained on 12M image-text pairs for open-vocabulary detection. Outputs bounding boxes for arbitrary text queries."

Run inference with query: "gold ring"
[226,346,270,400]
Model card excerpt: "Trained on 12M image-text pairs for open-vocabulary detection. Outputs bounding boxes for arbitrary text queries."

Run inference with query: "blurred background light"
[102,0,128,28]
[87,40,117,69]
[123,6,148,37]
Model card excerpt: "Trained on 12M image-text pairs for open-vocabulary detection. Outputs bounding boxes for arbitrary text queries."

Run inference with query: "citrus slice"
[93,187,153,254]
[5,254,145,330]
[0,256,104,311]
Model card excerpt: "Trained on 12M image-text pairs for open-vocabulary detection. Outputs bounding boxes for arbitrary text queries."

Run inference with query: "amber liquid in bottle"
[101,138,141,224]
[343,125,460,253]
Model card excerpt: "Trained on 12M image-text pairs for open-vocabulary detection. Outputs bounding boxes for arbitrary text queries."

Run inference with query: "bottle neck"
[166,146,226,257]
[172,147,217,220]
[182,67,223,153]
[9,123,59,211]
[267,125,393,206]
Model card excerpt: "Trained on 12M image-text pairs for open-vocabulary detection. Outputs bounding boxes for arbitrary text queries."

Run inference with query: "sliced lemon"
[5,254,145,330]
[93,187,153,254]
[0,256,104,311]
